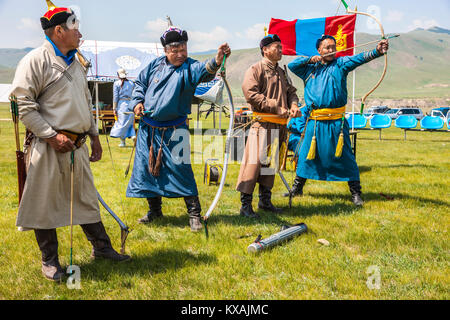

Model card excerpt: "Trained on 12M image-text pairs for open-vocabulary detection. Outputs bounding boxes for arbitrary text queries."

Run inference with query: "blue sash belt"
[142,115,187,128]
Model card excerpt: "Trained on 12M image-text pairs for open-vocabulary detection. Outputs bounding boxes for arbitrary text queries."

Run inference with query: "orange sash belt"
[309,106,346,121]
[253,112,288,125]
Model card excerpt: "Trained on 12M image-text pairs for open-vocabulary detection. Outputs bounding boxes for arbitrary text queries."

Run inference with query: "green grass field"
[0,102,449,300]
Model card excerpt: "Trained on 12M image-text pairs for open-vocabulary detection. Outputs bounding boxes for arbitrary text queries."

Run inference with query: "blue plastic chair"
[370,114,392,128]
[395,115,418,140]
[420,116,444,130]
[346,114,367,129]
[369,114,392,140]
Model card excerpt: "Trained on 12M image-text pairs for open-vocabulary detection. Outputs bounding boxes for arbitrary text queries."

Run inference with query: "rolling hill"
[192,28,450,105]
[1,28,449,107]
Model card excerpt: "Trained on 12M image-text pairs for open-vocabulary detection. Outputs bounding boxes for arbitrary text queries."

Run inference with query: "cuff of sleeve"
[267,99,279,113]
[128,99,143,112]
[206,58,220,74]
[20,111,57,139]
[369,48,383,60]
[89,130,99,137]
[289,99,300,108]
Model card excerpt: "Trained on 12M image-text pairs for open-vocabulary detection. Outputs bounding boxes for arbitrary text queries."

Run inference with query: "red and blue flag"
[268,14,356,57]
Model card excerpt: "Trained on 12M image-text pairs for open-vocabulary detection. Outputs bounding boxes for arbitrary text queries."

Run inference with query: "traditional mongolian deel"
[11,39,101,230]
[236,58,299,194]
[268,14,356,57]
[126,55,219,198]
[288,49,382,182]
[110,79,136,139]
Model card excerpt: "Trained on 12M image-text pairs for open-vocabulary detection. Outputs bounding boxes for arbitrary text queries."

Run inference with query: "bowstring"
[101,119,129,227]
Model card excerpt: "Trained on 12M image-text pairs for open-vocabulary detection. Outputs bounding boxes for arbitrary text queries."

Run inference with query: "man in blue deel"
[110,68,136,147]
[282,105,309,198]
[126,27,231,231]
[288,35,389,206]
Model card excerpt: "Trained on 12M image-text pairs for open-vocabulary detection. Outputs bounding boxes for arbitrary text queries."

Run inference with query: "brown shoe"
[138,197,163,223]
[34,229,65,282]
[184,196,204,232]
[90,247,131,262]
[81,222,131,262]
[42,262,65,282]
[189,216,203,232]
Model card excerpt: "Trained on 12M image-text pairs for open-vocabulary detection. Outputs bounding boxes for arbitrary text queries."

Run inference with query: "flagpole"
[352,7,357,130]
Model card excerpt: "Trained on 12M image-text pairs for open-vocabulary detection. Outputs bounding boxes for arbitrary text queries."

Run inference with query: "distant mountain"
[427,27,450,35]
[192,28,450,100]
[191,49,216,55]
[0,48,34,69]
[1,29,449,100]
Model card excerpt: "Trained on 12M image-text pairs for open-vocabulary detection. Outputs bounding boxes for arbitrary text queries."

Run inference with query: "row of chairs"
[346,114,450,140]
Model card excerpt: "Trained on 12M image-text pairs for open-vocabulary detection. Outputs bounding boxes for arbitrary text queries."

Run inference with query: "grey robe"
[11,40,101,230]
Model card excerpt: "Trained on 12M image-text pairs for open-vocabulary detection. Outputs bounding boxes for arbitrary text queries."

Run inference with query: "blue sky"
[0,0,448,51]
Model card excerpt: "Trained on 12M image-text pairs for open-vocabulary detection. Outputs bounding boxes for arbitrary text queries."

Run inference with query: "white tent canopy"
[0,83,12,103]
[79,40,164,81]
[79,40,164,130]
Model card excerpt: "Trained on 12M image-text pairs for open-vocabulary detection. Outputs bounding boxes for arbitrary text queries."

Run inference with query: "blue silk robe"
[110,79,136,139]
[287,106,309,155]
[288,49,382,181]
[126,56,218,198]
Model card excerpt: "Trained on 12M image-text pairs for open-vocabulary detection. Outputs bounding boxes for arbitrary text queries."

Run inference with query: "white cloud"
[17,18,40,30]
[140,18,170,41]
[189,26,232,52]
[140,18,233,52]
[14,18,43,48]
[408,18,439,31]
[243,23,266,41]
[386,10,404,22]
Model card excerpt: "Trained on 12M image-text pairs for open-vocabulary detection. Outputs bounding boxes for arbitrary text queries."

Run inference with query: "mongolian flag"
[268,14,356,57]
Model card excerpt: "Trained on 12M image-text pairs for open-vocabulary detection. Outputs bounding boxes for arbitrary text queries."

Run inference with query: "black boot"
[184,196,203,232]
[138,197,163,223]
[240,192,260,219]
[80,222,131,261]
[348,180,364,206]
[34,229,64,282]
[283,176,307,197]
[258,184,283,213]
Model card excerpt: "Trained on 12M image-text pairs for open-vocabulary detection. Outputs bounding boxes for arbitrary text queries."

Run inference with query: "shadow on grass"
[78,248,217,281]
[358,166,372,173]
[305,191,449,208]
[371,163,439,169]
[146,210,292,228]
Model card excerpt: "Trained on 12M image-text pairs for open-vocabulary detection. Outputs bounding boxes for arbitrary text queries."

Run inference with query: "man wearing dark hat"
[127,27,231,231]
[287,35,389,206]
[10,0,130,282]
[236,34,301,218]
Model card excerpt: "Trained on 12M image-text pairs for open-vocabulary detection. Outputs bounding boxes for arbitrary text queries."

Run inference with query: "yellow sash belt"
[306,106,347,160]
[253,112,288,125]
[309,106,346,121]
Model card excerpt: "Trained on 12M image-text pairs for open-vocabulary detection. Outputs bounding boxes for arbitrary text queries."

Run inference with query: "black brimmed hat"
[40,0,75,30]
[316,35,336,49]
[259,34,281,49]
[160,27,188,46]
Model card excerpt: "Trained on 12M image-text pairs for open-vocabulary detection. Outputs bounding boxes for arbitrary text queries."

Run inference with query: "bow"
[202,54,235,238]
[341,0,388,114]
[97,119,131,254]
[97,191,130,254]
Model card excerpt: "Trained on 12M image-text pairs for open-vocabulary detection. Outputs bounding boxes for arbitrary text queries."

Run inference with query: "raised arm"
[288,56,315,82]
[340,39,388,74]
[339,49,383,74]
